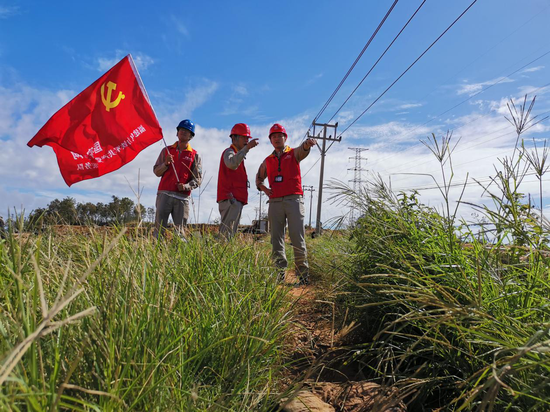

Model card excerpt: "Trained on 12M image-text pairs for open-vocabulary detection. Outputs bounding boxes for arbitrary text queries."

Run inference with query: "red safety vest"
[157,143,197,196]
[265,147,303,199]
[217,145,248,204]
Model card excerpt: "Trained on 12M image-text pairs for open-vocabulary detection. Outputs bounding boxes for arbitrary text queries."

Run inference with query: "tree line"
[25,196,154,227]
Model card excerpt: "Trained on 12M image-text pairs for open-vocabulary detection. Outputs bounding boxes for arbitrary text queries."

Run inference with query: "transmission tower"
[348,147,368,222]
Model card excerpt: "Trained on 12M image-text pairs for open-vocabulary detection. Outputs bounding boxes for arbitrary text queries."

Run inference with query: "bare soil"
[281,271,406,412]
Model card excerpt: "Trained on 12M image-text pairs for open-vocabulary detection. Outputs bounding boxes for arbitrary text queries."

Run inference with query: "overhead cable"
[302,0,400,140]
[326,0,427,124]
[340,0,478,136]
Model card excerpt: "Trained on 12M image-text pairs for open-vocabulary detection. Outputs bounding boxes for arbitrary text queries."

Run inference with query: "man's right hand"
[261,186,272,197]
[165,154,174,166]
[246,138,259,150]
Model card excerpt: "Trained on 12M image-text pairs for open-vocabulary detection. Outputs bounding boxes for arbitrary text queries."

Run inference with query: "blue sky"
[2,0,550,225]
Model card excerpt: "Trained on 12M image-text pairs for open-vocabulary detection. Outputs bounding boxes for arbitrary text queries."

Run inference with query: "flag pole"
[128,53,180,183]
[161,138,180,183]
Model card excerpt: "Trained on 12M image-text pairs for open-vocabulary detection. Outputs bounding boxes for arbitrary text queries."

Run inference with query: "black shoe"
[296,277,310,287]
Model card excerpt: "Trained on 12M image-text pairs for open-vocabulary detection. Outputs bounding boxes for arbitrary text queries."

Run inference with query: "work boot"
[295,277,310,287]
[295,269,310,286]
[277,269,286,283]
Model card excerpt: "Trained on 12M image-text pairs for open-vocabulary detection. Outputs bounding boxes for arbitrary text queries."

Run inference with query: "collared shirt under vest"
[157,143,197,196]
[265,146,303,199]
[217,145,249,205]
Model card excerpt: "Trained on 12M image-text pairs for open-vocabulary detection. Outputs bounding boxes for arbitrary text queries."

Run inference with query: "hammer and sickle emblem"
[101,81,125,112]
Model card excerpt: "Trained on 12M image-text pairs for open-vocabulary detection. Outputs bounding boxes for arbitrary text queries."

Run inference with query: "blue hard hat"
[177,119,195,136]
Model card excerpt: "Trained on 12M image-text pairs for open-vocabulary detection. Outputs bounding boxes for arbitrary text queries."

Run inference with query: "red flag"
[28,55,163,186]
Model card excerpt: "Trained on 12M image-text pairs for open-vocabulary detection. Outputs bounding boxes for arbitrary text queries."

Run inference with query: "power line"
[386,128,515,177]
[313,0,399,122]
[395,172,546,193]
[304,1,548,196]
[326,0,427,124]
[324,3,550,172]
[408,51,550,134]
[370,81,550,173]
[340,0,478,136]
[307,122,341,234]
[386,106,550,177]
[394,4,550,124]
[303,0,400,140]
[302,143,333,179]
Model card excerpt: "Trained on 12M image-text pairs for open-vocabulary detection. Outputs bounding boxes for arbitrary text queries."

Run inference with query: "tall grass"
[317,98,550,411]
[0,225,291,411]
[331,177,550,408]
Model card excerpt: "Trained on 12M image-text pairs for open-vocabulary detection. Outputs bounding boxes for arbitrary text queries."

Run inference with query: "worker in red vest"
[256,123,316,285]
[153,119,202,238]
[217,123,259,238]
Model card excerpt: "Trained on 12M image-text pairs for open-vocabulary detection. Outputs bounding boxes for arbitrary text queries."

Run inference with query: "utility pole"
[348,147,368,223]
[258,190,263,221]
[307,122,341,235]
[303,185,315,228]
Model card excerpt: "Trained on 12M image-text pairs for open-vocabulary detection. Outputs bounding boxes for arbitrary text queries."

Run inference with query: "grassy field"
[4,119,550,410]
[1,226,294,411]
[3,195,550,411]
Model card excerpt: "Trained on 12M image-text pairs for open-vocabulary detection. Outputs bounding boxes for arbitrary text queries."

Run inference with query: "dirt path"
[280,271,406,412]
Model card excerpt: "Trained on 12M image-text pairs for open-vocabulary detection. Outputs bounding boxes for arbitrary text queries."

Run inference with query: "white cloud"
[343,121,433,147]
[0,6,18,18]
[457,77,514,96]
[3,75,550,228]
[233,84,248,96]
[398,103,422,109]
[97,57,121,72]
[333,110,356,125]
[131,54,155,71]
[157,79,219,129]
[219,83,271,120]
[517,84,550,97]
[170,15,190,38]
[305,73,323,86]
[521,66,544,74]
[220,85,248,115]
[97,51,155,72]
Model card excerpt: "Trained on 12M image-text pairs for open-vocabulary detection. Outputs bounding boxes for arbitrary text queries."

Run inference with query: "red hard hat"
[230,123,252,138]
[269,123,287,138]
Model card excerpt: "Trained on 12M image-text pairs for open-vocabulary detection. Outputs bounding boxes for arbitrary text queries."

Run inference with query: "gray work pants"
[268,195,309,278]
[218,199,243,239]
[154,191,189,238]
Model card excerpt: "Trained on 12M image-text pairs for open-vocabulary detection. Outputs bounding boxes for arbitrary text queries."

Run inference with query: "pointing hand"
[304,138,317,150]
[246,138,259,150]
